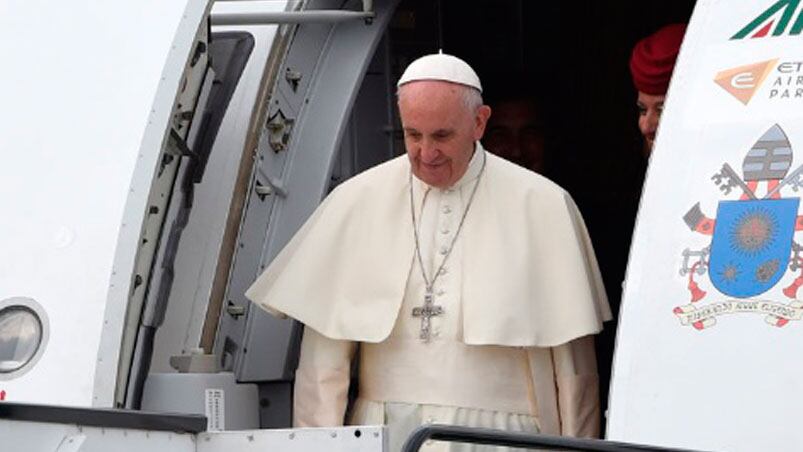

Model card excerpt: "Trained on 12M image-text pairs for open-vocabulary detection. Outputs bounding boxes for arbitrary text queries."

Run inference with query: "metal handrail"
[211,0,375,25]
[401,425,706,452]
[210,11,374,26]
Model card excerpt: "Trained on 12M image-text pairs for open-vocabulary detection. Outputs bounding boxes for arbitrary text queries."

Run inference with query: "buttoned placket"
[429,187,460,340]
[390,150,498,450]
[410,148,483,345]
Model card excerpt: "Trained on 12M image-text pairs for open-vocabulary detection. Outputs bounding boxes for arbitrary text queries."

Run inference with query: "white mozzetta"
[246,144,610,347]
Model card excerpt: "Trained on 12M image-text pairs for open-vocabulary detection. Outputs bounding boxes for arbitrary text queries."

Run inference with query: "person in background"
[482,95,546,173]
[629,23,687,156]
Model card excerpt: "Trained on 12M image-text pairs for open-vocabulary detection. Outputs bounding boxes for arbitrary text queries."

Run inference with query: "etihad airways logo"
[714,59,803,104]
[714,59,777,104]
[732,0,803,39]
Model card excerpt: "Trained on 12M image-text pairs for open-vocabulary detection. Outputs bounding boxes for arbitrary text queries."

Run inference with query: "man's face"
[637,91,665,156]
[398,81,491,189]
[483,99,545,172]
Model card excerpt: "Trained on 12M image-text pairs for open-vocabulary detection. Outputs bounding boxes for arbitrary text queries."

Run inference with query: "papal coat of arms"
[676,124,803,330]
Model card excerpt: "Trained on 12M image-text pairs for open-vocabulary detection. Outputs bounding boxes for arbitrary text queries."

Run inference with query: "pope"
[246,53,612,450]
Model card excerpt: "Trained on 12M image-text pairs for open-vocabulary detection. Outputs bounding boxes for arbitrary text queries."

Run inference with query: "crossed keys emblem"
[679,247,709,278]
[712,162,803,200]
[676,124,803,330]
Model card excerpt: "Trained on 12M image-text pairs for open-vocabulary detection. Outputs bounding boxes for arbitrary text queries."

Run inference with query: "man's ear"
[474,105,492,140]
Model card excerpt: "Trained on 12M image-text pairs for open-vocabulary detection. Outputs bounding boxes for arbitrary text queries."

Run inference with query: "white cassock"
[246,143,612,451]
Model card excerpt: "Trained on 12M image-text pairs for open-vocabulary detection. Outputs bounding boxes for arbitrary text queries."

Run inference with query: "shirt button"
[442,205,452,214]
[440,228,449,235]
[437,289,445,296]
[439,246,448,255]
[439,267,448,276]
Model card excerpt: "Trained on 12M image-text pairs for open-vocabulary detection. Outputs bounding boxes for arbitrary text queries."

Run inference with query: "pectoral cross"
[412,287,444,342]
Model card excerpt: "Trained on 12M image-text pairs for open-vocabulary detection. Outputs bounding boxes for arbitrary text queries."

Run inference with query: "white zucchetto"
[397,53,483,92]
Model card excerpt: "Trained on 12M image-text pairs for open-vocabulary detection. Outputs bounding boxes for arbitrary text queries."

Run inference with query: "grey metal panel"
[127,30,260,409]
[214,90,297,374]
[230,0,400,383]
[278,6,341,111]
[113,20,213,407]
[257,381,293,428]
[141,372,259,431]
[211,6,339,378]
[150,24,282,375]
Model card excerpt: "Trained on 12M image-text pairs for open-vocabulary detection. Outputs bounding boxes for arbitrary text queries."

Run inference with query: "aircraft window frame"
[0,297,49,380]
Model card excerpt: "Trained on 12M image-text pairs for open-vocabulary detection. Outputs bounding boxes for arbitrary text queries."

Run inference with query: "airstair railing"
[401,425,706,452]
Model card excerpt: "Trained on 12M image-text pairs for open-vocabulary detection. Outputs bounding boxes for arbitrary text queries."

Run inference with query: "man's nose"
[420,139,439,162]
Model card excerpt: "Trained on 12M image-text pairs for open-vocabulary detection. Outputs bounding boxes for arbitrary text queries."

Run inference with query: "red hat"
[630,23,687,95]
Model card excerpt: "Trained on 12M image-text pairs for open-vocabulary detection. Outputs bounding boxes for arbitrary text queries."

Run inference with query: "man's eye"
[433,132,452,141]
[637,106,647,115]
[406,132,421,140]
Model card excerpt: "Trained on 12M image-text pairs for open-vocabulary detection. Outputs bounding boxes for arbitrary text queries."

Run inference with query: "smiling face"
[398,80,491,188]
[636,91,665,156]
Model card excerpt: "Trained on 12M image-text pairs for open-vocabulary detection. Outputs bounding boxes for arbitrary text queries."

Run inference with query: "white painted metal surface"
[609,1,803,451]
[0,419,196,452]
[196,426,387,452]
[0,419,386,452]
[0,1,202,407]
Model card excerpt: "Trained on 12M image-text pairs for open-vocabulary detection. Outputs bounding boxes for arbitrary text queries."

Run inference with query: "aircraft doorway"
[339,0,698,428]
[210,0,697,429]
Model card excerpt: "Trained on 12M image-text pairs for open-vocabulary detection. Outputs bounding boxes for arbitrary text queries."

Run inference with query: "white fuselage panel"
[609,1,803,451]
[0,1,193,406]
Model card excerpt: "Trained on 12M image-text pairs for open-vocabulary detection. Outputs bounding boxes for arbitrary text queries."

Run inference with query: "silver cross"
[412,288,443,342]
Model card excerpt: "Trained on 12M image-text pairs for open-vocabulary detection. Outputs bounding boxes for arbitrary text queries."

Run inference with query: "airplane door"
[213,0,399,426]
